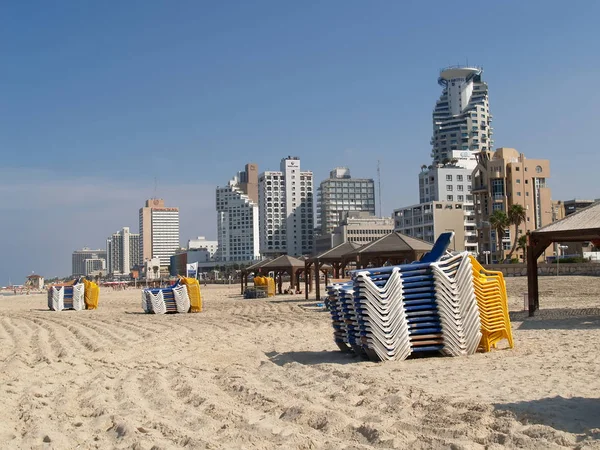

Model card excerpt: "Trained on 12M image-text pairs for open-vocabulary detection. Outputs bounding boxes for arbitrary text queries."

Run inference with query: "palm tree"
[517,235,528,261]
[152,265,159,280]
[506,204,527,260]
[489,210,510,262]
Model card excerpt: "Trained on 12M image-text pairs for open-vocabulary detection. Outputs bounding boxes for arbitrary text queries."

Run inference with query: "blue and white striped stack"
[325,233,482,362]
[431,254,481,356]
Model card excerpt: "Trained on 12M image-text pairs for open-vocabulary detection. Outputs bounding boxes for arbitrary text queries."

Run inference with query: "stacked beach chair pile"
[48,278,99,311]
[469,256,514,352]
[253,276,275,297]
[142,277,202,314]
[244,276,275,299]
[325,233,513,362]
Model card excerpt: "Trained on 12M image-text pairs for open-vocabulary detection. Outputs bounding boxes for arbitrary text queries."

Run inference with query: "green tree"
[489,210,510,262]
[517,235,528,261]
[506,204,527,260]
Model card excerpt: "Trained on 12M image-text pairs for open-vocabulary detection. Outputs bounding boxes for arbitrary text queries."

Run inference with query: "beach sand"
[1,276,599,449]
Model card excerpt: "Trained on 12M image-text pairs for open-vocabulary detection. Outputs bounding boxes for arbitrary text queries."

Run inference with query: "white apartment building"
[215,167,260,263]
[393,202,470,252]
[417,165,478,253]
[106,227,141,275]
[188,236,218,258]
[139,199,180,268]
[317,167,376,235]
[84,258,106,276]
[431,66,493,169]
[314,212,394,255]
[72,247,106,276]
[258,157,314,257]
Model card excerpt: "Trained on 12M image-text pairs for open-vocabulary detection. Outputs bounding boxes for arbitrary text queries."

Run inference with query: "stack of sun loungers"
[469,256,514,352]
[325,233,510,362]
[48,280,94,311]
[142,278,202,314]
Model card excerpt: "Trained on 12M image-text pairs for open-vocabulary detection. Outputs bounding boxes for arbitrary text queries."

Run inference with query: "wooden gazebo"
[240,259,271,294]
[527,201,600,316]
[305,241,361,300]
[345,232,433,269]
[260,255,307,294]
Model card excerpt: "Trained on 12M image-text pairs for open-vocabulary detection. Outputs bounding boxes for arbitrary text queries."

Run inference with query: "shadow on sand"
[266,350,361,366]
[495,396,600,437]
[511,308,600,331]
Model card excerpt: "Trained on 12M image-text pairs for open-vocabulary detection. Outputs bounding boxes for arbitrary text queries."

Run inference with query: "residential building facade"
[258,157,314,257]
[393,202,467,251]
[417,165,478,253]
[139,199,180,268]
[314,211,394,255]
[72,247,107,276]
[317,167,376,235]
[472,147,552,262]
[106,227,141,275]
[187,236,218,257]
[215,164,260,263]
[431,66,493,169]
[84,258,106,276]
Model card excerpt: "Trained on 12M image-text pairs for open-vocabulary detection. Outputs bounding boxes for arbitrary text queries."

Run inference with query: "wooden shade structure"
[304,241,361,300]
[527,201,600,316]
[260,255,307,294]
[345,232,433,269]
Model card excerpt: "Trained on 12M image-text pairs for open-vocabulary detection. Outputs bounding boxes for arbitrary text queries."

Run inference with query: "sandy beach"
[1,277,600,449]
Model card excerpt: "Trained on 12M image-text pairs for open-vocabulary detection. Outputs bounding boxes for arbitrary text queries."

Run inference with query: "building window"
[446,175,452,181]
[457,195,464,202]
[516,179,521,184]
[446,185,453,191]
[447,195,453,201]
[536,165,543,173]
[457,185,464,191]
[457,175,463,182]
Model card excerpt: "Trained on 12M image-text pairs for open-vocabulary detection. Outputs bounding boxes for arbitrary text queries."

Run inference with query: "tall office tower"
[106,227,141,275]
[72,247,107,276]
[215,164,260,263]
[472,147,552,262]
[317,167,376,235]
[431,66,493,170]
[139,199,180,267]
[258,156,314,257]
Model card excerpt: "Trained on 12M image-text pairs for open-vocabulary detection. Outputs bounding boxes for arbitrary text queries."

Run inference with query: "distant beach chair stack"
[469,256,514,352]
[142,277,202,314]
[244,276,275,299]
[47,279,99,311]
[325,233,512,362]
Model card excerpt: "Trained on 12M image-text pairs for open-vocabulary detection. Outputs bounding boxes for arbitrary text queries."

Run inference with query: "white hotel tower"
[408,66,493,254]
[258,157,314,257]
[430,66,493,169]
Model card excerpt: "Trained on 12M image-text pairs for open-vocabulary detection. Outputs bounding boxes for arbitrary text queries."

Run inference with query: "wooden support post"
[304,262,310,300]
[527,242,538,317]
[314,259,321,301]
[240,273,244,295]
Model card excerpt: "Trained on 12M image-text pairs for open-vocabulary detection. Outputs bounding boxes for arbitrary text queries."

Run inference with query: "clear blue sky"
[1,1,599,283]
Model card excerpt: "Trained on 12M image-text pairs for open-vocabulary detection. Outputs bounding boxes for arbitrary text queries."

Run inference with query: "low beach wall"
[484,262,600,277]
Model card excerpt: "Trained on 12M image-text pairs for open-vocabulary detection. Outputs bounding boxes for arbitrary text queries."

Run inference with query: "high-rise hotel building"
[431,66,493,169]
[139,199,180,267]
[258,157,314,257]
[215,164,261,263]
[317,167,376,235]
[106,227,141,275]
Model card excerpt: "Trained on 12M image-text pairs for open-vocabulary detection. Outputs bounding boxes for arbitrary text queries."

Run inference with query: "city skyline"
[2,2,600,282]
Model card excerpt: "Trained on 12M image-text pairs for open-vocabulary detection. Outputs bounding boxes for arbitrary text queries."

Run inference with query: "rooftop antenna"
[153,176,158,199]
[377,160,382,217]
